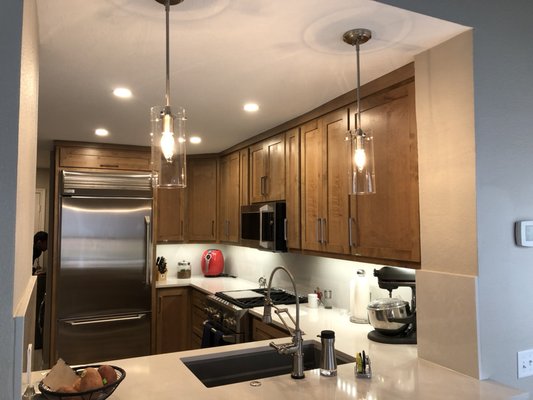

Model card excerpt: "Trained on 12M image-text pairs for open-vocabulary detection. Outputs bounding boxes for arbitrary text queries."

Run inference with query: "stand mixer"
[367,266,417,345]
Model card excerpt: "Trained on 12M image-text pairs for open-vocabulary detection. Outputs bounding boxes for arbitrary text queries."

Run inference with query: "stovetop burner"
[215,288,308,309]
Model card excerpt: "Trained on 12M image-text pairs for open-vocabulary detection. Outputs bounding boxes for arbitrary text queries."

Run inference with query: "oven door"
[201,320,243,348]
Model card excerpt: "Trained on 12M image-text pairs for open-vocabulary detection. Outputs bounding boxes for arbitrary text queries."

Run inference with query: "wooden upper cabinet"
[323,109,351,254]
[218,152,240,243]
[285,127,300,250]
[249,133,285,203]
[59,145,151,171]
[349,81,420,263]
[240,148,249,207]
[187,157,218,242]
[300,110,350,254]
[300,119,324,252]
[156,188,185,243]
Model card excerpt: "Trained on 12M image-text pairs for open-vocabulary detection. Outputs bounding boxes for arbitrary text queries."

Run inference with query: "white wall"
[0,0,39,397]
[379,0,533,393]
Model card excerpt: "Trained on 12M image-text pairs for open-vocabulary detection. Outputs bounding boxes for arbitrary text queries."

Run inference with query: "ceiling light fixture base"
[342,29,372,46]
[154,0,184,5]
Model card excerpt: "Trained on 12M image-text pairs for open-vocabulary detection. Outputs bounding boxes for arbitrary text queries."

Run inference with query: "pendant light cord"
[356,41,362,134]
[165,0,170,107]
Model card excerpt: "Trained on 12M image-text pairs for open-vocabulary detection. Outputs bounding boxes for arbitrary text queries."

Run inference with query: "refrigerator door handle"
[65,314,146,326]
[145,216,152,285]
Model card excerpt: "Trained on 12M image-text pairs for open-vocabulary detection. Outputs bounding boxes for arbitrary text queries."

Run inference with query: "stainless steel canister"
[318,330,337,376]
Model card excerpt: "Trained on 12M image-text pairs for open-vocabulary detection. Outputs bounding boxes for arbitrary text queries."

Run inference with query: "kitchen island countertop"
[32,277,527,399]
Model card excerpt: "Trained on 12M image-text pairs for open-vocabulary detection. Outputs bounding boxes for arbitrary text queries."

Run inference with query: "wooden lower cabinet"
[156,287,191,354]
[251,317,289,341]
[191,289,208,349]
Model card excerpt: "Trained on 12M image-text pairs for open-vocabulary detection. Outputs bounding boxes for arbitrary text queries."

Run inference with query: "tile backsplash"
[156,244,414,310]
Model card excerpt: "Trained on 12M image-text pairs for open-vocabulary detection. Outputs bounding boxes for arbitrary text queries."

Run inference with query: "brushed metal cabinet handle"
[144,216,151,285]
[66,314,145,326]
[321,218,326,244]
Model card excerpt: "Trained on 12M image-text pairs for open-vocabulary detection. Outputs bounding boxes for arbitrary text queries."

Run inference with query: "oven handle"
[203,320,238,343]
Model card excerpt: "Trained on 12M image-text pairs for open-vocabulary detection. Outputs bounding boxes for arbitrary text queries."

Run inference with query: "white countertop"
[32,276,527,399]
[156,275,259,293]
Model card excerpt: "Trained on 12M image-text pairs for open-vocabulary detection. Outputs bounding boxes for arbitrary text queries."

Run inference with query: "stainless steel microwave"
[240,202,287,252]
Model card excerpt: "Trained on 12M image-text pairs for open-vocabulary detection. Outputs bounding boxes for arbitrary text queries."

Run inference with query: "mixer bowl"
[367,298,410,335]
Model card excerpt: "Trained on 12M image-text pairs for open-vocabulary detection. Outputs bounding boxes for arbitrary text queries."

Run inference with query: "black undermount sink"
[180,339,355,388]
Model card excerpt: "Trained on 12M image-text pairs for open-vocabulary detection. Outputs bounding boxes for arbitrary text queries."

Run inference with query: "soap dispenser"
[318,330,337,376]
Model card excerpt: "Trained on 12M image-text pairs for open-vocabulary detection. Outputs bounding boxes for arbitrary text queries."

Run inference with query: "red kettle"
[201,249,224,277]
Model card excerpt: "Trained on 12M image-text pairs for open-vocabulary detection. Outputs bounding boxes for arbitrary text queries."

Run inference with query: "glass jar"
[177,260,191,279]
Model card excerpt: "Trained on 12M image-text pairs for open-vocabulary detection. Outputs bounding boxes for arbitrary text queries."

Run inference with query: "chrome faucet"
[262,266,304,379]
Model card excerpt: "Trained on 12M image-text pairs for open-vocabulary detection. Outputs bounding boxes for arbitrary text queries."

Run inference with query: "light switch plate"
[517,349,533,378]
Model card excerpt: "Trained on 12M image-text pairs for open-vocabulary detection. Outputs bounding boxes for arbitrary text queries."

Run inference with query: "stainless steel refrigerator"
[55,171,153,365]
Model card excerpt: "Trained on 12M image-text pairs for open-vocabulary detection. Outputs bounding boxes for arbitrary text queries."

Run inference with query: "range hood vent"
[61,171,153,197]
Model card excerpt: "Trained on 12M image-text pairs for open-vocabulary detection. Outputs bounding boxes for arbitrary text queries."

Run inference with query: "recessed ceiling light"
[95,128,109,137]
[243,103,259,112]
[113,88,132,98]
[190,136,202,144]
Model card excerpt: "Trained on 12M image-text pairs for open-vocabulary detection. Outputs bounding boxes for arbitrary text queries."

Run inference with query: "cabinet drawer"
[191,289,208,309]
[191,289,208,349]
[59,146,151,171]
[192,306,206,338]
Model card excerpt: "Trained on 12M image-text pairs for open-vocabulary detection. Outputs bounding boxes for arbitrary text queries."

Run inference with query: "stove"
[215,288,307,309]
[203,288,307,345]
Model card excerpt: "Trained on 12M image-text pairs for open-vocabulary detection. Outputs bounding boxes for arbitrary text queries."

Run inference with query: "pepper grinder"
[318,330,337,376]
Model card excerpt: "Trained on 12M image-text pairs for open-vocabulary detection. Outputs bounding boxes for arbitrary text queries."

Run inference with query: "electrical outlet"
[517,350,533,378]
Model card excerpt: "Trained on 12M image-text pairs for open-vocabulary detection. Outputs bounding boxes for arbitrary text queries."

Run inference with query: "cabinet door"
[240,148,249,206]
[218,152,240,243]
[323,109,350,254]
[156,188,185,242]
[187,158,217,241]
[300,119,324,251]
[249,142,266,203]
[265,134,285,201]
[59,146,151,171]
[251,317,289,341]
[350,82,420,262]
[285,127,300,249]
[156,287,191,354]
[249,134,285,203]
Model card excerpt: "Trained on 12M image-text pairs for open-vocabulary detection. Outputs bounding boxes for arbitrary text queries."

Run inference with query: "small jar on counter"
[177,260,191,279]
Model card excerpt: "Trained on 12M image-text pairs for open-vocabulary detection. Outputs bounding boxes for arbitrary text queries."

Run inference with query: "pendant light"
[151,0,187,188]
[343,28,375,195]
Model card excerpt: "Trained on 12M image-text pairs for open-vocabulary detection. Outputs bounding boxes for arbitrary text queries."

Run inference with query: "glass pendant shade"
[151,105,187,188]
[350,128,375,194]
[343,27,375,195]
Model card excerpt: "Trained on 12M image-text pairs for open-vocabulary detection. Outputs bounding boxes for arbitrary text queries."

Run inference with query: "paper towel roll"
[350,270,369,323]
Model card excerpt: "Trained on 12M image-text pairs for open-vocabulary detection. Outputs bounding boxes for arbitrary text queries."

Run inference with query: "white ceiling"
[36,0,468,167]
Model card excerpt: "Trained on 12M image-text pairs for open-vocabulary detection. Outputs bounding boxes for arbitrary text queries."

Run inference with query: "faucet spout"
[262,266,304,379]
